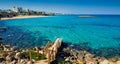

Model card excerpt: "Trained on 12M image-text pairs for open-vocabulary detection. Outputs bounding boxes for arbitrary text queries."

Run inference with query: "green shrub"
[24,51,46,60]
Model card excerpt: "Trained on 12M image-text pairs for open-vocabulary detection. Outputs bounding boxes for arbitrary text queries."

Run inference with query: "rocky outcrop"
[0,43,120,64]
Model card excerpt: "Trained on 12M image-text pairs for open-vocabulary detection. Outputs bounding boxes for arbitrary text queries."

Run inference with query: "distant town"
[0,6,55,19]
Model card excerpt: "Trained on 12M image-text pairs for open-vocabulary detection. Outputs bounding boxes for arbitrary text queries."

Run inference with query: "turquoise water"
[0,15,120,50]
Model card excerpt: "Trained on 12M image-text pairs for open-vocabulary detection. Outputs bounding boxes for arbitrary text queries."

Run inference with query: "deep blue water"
[0,15,120,54]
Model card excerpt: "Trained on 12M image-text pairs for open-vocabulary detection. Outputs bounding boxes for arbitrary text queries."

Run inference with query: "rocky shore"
[0,39,120,64]
[0,43,33,64]
[61,45,120,64]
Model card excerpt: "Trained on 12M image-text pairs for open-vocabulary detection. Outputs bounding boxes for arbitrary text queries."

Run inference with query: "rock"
[85,53,94,59]
[85,60,98,64]
[0,46,4,50]
[65,57,70,61]
[109,57,118,62]
[39,50,44,54]
[116,61,120,64]
[27,61,31,64]
[108,62,116,64]
[3,47,7,51]
[0,58,5,62]
[17,59,21,63]
[84,53,95,62]
[32,59,36,62]
[6,55,9,59]
[63,48,70,54]
[20,59,25,64]
[10,48,15,51]
[22,49,26,52]
[14,52,21,59]
[72,63,77,64]
[5,61,10,64]
[15,52,26,59]
[1,61,6,64]
[118,58,120,60]
[85,57,98,64]
[40,46,45,49]
[34,46,39,51]
[77,51,84,59]
[6,52,15,61]
[97,57,105,63]
[2,53,8,59]
[11,60,16,64]
[71,49,84,60]
[99,59,109,64]
[6,55,15,61]
[0,27,8,32]
[26,61,35,64]
[0,43,3,47]
[83,50,87,54]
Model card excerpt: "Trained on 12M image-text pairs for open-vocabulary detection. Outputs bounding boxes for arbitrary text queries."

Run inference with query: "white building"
[24,8,29,12]
[12,7,23,13]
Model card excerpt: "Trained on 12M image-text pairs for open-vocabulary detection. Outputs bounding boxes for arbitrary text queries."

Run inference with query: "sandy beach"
[0,15,48,20]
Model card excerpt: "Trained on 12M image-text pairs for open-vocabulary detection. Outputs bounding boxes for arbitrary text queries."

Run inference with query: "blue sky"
[0,0,120,14]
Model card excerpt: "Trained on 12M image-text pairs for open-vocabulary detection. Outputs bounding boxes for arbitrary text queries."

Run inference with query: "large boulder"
[6,55,15,61]
[14,52,25,59]
[84,53,95,62]
[99,59,109,64]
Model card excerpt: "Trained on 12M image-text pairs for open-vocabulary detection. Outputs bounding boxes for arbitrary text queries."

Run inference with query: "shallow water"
[0,15,120,50]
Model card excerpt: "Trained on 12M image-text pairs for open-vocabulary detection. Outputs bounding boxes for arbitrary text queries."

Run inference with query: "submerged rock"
[0,27,8,32]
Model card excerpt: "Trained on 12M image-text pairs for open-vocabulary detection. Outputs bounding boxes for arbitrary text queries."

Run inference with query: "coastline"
[0,15,49,20]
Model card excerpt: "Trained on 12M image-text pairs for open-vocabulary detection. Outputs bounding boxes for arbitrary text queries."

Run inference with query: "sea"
[0,15,120,57]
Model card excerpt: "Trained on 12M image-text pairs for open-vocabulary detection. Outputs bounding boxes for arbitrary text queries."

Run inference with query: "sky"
[0,0,120,14]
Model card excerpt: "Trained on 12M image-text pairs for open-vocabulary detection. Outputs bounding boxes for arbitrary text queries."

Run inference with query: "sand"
[0,15,48,20]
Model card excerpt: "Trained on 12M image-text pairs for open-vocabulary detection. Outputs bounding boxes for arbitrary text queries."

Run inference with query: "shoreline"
[0,42,120,64]
[0,15,49,20]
